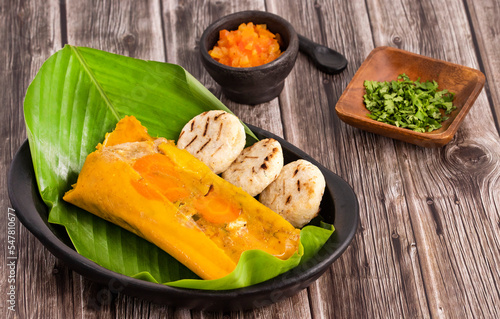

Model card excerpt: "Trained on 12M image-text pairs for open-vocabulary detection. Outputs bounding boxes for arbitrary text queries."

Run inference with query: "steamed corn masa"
[63,116,300,280]
[259,159,326,228]
[177,110,245,174]
[222,138,283,196]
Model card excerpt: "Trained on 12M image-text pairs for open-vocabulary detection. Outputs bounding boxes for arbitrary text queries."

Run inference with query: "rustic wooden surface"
[1,0,499,318]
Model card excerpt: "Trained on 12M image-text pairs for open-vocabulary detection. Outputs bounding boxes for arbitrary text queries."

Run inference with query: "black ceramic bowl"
[200,11,299,104]
[8,125,358,311]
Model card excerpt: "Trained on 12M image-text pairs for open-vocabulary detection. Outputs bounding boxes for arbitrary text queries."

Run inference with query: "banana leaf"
[23,45,333,289]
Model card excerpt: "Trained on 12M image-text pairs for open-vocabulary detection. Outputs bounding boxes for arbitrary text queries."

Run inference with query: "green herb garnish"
[363,74,456,132]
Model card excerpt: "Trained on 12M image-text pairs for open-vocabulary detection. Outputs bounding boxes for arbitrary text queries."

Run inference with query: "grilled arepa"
[222,138,283,196]
[259,159,325,228]
[177,110,245,174]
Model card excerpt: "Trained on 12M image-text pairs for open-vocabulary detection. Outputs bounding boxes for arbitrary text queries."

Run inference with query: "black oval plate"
[7,124,359,311]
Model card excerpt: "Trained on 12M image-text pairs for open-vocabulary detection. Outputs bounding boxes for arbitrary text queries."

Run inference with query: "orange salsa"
[208,22,282,68]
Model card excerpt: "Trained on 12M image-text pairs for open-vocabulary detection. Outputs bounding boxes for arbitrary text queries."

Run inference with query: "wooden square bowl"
[335,46,485,147]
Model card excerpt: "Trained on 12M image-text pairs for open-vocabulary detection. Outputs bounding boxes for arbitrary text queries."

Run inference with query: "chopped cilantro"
[363,74,456,132]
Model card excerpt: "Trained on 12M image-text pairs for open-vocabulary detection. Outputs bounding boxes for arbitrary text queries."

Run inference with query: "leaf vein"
[69,45,120,120]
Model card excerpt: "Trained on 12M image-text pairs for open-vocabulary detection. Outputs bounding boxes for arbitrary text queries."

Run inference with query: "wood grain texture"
[2,0,500,318]
[66,0,164,60]
[466,0,500,135]
[367,0,500,318]
[1,0,62,318]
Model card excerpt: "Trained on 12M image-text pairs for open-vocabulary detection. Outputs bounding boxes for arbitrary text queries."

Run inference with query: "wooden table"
[2,0,499,318]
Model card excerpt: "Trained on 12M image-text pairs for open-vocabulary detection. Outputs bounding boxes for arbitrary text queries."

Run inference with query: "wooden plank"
[266,0,430,318]
[464,0,500,134]
[66,0,164,60]
[367,0,500,318]
[0,0,63,318]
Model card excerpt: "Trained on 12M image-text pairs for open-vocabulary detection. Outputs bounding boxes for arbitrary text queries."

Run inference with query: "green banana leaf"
[24,45,333,289]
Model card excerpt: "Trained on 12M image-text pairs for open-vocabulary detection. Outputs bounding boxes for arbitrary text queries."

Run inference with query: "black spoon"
[298,34,348,75]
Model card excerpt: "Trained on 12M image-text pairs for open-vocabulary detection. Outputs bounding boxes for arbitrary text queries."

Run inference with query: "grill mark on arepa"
[190,120,195,131]
[179,130,185,139]
[203,117,210,136]
[211,144,224,157]
[197,138,211,153]
[285,195,292,204]
[297,180,301,192]
[217,122,223,140]
[186,135,197,148]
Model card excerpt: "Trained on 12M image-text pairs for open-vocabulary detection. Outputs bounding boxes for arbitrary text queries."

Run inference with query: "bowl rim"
[335,46,486,146]
[199,10,299,72]
[7,124,359,311]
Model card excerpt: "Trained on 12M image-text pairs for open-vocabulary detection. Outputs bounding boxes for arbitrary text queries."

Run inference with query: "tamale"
[63,116,300,280]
